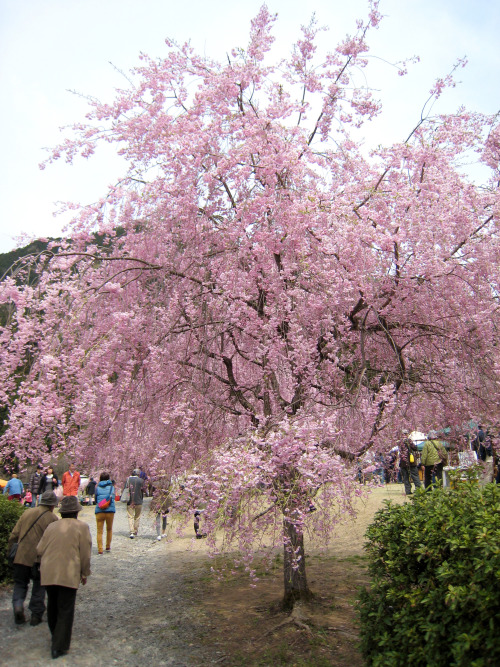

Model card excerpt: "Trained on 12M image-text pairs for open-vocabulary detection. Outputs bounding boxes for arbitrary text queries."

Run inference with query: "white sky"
[0,0,499,253]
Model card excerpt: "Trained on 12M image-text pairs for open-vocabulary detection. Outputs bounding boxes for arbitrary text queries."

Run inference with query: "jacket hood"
[98,480,113,488]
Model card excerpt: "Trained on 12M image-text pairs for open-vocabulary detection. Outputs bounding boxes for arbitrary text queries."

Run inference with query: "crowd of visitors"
[358,424,497,492]
[3,463,164,660]
[3,427,498,659]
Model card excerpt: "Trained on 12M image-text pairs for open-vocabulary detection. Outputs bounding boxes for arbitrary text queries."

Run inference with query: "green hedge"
[0,494,25,583]
[358,483,500,667]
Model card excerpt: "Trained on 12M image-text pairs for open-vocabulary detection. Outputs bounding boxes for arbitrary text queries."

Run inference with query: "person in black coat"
[38,467,59,494]
[85,477,97,504]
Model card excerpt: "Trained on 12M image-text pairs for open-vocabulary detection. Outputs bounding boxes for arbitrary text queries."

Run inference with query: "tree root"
[327,626,358,639]
[264,602,313,636]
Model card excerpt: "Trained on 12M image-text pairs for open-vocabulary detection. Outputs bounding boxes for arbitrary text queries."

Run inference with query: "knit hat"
[39,491,58,507]
[58,496,83,513]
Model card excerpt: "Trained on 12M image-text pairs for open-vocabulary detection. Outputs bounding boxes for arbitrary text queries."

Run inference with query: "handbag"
[98,485,114,510]
[8,542,18,566]
[120,485,130,503]
[8,512,45,567]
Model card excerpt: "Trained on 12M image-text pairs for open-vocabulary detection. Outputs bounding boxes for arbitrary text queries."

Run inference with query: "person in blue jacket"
[94,473,115,554]
[3,473,24,502]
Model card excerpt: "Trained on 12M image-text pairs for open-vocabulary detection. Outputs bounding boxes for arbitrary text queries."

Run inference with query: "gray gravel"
[0,498,221,666]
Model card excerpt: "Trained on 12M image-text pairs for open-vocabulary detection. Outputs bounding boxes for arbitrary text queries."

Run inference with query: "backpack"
[432,440,447,464]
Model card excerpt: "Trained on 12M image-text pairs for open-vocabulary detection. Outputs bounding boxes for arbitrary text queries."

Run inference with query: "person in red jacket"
[61,464,81,497]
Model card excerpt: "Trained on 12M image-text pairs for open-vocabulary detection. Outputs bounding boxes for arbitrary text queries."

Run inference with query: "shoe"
[14,606,26,625]
[105,548,111,553]
[129,533,134,539]
[30,614,43,626]
[157,535,162,541]
[98,551,103,555]
[51,649,67,659]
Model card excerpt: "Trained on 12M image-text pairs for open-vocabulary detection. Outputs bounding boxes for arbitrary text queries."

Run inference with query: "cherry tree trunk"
[282,516,313,609]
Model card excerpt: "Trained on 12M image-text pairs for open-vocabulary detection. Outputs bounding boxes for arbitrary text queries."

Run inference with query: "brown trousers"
[95,512,114,552]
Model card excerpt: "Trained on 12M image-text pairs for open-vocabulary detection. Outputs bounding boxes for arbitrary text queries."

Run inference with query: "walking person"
[122,469,145,538]
[36,496,91,660]
[61,463,81,497]
[155,509,169,540]
[29,464,44,506]
[151,493,171,541]
[138,466,149,495]
[85,476,97,504]
[398,430,422,495]
[7,490,59,625]
[95,473,115,554]
[421,432,448,489]
[3,472,24,502]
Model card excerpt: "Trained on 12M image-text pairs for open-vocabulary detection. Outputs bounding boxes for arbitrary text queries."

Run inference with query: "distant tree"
[1,2,499,606]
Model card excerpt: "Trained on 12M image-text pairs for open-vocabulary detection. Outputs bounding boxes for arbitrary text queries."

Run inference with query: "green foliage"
[358,483,500,667]
[0,494,25,583]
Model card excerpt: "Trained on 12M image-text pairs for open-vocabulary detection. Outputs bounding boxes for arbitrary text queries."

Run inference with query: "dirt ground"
[0,484,406,666]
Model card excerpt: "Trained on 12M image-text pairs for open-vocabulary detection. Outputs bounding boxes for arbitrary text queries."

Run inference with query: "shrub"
[358,483,500,667]
[0,494,25,583]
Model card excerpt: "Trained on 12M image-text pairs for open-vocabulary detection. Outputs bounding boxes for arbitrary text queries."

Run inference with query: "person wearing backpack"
[421,431,448,488]
[398,430,421,495]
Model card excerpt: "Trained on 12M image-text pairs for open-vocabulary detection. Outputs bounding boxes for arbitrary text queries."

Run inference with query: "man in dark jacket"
[29,464,44,506]
[7,490,59,625]
[85,477,97,504]
[471,425,485,458]
[398,430,422,495]
[123,469,144,538]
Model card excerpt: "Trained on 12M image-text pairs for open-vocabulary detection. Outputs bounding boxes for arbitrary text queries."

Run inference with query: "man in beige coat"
[36,495,92,660]
[7,490,59,625]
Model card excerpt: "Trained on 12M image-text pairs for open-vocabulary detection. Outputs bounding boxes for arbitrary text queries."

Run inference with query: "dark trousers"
[12,563,45,617]
[400,465,422,494]
[424,462,444,489]
[46,585,77,652]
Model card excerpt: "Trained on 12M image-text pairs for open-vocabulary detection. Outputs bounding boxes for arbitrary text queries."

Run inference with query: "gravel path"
[1,498,220,666]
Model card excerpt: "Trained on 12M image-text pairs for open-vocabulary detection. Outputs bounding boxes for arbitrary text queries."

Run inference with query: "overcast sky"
[0,0,499,253]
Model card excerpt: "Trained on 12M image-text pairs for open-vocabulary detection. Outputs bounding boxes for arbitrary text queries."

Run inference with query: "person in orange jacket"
[61,463,81,497]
